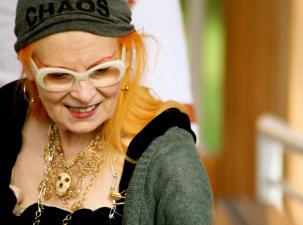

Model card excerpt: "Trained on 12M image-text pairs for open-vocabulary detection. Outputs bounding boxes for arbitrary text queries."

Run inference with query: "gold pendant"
[55,172,72,197]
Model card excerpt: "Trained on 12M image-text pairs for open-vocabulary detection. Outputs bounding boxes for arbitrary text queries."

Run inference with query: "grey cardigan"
[123,126,213,225]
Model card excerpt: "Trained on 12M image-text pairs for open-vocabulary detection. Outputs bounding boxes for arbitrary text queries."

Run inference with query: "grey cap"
[14,0,135,52]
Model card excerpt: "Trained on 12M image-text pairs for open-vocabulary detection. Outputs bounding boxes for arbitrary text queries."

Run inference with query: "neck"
[56,126,99,162]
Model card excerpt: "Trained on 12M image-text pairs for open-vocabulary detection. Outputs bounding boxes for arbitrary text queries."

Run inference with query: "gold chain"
[34,123,104,225]
[108,153,127,218]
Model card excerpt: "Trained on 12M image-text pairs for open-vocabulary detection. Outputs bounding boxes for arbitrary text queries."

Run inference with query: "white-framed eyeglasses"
[30,47,126,92]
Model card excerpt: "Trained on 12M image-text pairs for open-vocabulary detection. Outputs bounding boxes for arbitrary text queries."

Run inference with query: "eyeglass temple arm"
[121,46,126,63]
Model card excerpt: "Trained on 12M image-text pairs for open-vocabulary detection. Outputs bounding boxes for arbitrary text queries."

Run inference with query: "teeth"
[69,104,97,113]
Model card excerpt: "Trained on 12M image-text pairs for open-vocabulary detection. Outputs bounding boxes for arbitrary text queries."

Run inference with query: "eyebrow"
[34,52,117,70]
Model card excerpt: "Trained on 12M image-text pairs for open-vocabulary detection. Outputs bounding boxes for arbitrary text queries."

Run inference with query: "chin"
[68,124,99,134]
[69,117,108,133]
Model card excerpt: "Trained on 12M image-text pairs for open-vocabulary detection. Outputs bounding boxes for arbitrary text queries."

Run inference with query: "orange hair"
[17,31,187,158]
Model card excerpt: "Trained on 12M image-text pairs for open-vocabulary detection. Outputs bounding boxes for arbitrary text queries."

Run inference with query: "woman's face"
[31,31,122,134]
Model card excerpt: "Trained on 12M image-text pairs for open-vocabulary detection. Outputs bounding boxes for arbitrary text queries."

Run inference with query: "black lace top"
[17,204,121,225]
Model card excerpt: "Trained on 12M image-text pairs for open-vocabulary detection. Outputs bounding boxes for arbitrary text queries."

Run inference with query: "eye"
[94,68,109,75]
[43,73,74,85]
[46,73,69,79]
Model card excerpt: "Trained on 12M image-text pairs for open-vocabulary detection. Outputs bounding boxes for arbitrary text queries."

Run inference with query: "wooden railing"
[256,113,303,211]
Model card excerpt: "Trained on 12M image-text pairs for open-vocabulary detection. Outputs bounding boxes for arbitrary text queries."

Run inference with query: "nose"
[70,80,96,104]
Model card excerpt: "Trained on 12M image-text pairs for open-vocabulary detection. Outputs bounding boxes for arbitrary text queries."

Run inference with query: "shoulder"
[139,126,197,168]
[0,80,28,145]
[0,80,25,113]
[0,79,27,145]
[127,108,199,179]
[141,126,207,185]
[124,127,213,225]
[125,107,198,192]
[151,126,196,154]
[126,108,196,160]
[0,80,20,96]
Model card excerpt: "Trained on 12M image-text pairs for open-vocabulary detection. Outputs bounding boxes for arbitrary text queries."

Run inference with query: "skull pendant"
[55,172,71,197]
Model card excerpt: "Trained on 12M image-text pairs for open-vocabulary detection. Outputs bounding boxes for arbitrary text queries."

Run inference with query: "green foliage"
[180,0,224,153]
[201,0,224,153]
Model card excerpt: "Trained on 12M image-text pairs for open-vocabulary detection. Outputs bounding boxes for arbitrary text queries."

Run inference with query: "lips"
[66,103,100,119]
[68,104,99,113]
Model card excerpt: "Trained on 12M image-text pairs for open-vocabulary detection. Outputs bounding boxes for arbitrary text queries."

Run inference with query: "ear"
[25,59,35,81]
[17,53,35,81]
[27,73,35,81]
[26,69,35,81]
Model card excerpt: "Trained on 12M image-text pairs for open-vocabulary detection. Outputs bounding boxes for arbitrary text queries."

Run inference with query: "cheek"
[99,84,120,97]
[37,88,66,112]
[99,86,120,111]
[98,83,121,101]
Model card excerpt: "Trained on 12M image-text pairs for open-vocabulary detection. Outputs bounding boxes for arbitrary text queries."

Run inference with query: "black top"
[17,204,121,225]
[0,81,196,225]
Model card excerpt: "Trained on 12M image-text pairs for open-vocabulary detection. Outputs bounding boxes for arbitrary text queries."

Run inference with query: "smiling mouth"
[67,103,100,113]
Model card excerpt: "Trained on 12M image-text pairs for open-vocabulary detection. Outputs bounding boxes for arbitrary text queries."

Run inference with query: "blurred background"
[1,0,303,224]
[179,0,303,224]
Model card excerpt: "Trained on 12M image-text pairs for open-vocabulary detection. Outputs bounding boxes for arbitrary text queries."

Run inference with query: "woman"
[0,0,213,224]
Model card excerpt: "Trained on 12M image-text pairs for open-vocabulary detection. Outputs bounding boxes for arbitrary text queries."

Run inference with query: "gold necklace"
[34,123,126,224]
[37,123,104,213]
[53,126,103,207]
